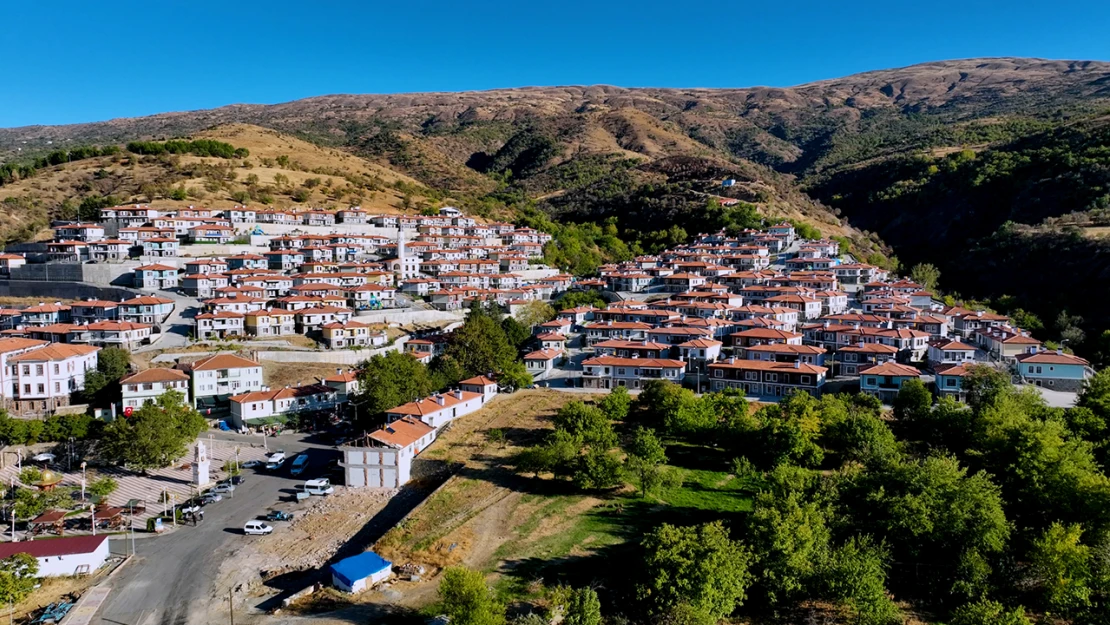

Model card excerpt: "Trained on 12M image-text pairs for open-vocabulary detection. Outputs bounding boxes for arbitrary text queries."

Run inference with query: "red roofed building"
[385,389,485,428]
[582,355,686,390]
[860,362,922,402]
[709,357,827,398]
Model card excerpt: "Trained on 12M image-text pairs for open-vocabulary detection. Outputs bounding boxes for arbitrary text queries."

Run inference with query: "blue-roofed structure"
[330,551,392,593]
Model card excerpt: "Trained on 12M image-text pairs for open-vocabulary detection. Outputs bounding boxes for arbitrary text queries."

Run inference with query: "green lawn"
[492,460,754,600]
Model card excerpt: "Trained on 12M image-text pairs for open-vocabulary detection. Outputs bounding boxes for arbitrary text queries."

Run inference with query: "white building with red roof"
[385,389,484,428]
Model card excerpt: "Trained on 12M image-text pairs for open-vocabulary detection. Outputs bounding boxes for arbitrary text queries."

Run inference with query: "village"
[0,196,1093,624]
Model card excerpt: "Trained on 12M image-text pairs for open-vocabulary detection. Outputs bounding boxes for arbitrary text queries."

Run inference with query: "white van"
[243,521,273,536]
[302,479,334,496]
[289,453,310,477]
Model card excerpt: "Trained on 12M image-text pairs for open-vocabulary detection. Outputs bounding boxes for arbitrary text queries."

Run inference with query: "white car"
[243,521,273,535]
[241,460,261,469]
[179,502,201,515]
[212,483,235,494]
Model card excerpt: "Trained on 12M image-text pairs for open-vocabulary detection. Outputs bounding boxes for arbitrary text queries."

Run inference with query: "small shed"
[330,551,392,593]
[29,510,67,536]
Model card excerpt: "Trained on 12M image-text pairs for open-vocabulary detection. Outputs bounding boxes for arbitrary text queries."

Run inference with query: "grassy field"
[372,390,755,608]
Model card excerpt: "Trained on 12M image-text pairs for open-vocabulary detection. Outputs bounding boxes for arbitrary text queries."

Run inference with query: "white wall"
[35,539,110,577]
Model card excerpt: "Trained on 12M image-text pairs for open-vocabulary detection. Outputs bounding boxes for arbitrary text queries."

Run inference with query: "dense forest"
[491,367,1110,625]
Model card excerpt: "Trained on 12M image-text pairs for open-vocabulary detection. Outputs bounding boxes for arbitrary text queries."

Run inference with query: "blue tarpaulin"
[330,551,392,589]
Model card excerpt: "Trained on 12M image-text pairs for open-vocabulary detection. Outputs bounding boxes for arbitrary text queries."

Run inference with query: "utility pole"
[129,503,135,555]
[228,588,234,625]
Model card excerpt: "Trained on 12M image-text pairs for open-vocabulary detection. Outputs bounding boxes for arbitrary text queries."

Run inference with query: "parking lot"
[92,435,345,625]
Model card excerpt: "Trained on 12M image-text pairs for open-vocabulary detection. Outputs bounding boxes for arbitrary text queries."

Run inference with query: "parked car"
[212,483,235,495]
[266,450,286,463]
[302,478,334,496]
[201,493,222,505]
[289,453,310,477]
[243,521,273,535]
[179,501,201,515]
[264,510,293,522]
[265,458,285,471]
[224,475,246,486]
[241,460,261,469]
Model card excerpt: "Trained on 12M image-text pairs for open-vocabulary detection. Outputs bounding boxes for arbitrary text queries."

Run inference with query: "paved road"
[135,289,200,353]
[94,436,337,625]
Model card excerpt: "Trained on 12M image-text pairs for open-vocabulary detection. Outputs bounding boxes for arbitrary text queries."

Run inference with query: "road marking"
[61,585,111,625]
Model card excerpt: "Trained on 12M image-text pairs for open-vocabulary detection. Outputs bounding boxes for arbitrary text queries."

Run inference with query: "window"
[23,384,29,394]
[865,377,877,386]
[21,366,29,376]
[745,371,758,381]
[945,378,956,387]
[54,382,60,393]
[53,364,59,375]
[767,373,778,382]
[800,375,811,385]
[36,384,44,394]
[714,369,723,378]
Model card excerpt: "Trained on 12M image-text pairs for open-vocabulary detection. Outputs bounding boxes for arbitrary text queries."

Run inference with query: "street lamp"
[67,438,74,472]
[80,462,87,502]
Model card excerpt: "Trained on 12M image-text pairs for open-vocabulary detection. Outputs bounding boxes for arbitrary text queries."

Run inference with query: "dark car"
[224,475,246,486]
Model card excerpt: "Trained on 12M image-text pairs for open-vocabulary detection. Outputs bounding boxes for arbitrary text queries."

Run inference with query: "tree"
[949,600,1031,625]
[515,301,555,330]
[554,587,602,625]
[844,454,1010,600]
[99,391,207,473]
[910,263,941,291]
[0,553,38,606]
[820,536,900,625]
[573,449,624,490]
[554,402,615,449]
[749,489,831,606]
[1056,310,1086,346]
[355,351,433,417]
[500,316,530,349]
[963,364,1012,410]
[446,313,516,377]
[554,291,607,311]
[496,361,533,391]
[626,427,668,497]
[597,385,631,420]
[892,378,932,422]
[753,392,824,469]
[82,347,132,406]
[1029,522,1092,615]
[1078,368,1110,421]
[634,380,694,431]
[639,521,754,621]
[88,476,118,501]
[437,566,505,625]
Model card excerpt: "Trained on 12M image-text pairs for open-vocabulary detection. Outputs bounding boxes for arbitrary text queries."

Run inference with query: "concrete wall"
[353,309,465,325]
[0,279,140,302]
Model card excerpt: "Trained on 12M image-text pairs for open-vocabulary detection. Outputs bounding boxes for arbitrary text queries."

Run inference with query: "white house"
[341,417,438,489]
[459,375,499,403]
[120,368,191,409]
[228,384,338,425]
[385,389,484,428]
[182,353,264,410]
[0,338,49,405]
[927,339,977,366]
[0,534,110,577]
[9,343,100,417]
[581,356,686,390]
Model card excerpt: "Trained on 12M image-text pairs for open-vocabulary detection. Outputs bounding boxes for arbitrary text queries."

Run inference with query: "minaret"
[396,225,406,279]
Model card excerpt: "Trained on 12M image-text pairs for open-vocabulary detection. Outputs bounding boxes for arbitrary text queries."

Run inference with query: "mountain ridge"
[4,57,1110,154]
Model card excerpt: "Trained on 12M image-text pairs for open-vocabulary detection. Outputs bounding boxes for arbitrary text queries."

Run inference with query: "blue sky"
[2,0,1108,128]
